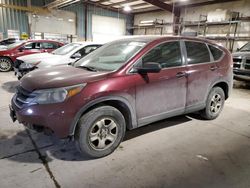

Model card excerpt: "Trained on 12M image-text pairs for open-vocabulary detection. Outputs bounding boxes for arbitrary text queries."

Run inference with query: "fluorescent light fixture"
[123,5,132,12]
[139,20,154,26]
[68,19,74,22]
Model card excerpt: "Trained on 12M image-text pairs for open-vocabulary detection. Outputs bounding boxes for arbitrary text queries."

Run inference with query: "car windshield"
[74,40,146,71]
[7,41,24,49]
[52,43,82,55]
[239,42,250,52]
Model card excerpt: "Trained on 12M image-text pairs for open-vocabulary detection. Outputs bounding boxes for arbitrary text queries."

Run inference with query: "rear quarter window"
[209,45,224,61]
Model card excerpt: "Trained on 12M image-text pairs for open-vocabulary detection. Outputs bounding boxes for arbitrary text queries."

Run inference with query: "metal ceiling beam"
[0,3,50,14]
[142,0,174,12]
[175,0,240,7]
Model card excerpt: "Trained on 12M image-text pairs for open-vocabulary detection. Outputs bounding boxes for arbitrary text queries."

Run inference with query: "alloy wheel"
[210,93,222,114]
[88,117,118,150]
[0,58,11,72]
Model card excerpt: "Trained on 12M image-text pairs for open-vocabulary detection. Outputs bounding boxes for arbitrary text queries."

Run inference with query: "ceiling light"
[123,5,132,12]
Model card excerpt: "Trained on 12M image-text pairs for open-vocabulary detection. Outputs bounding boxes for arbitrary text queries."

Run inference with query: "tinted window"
[142,41,182,68]
[76,45,100,57]
[209,45,223,61]
[23,42,41,49]
[185,41,210,64]
[42,42,58,49]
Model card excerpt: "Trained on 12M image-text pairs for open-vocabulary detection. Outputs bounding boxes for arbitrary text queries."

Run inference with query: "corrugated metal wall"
[62,2,133,40]
[0,0,29,38]
[0,0,133,40]
[62,3,85,40]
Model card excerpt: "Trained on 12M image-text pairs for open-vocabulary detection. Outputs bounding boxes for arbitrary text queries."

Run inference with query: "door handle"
[210,66,218,71]
[176,72,187,78]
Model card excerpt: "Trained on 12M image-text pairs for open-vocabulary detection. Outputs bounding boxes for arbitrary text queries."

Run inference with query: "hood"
[17,53,56,63]
[20,65,109,91]
[0,48,10,53]
[232,51,250,58]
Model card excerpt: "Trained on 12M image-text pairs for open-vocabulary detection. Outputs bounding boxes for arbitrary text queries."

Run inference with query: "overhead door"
[92,15,126,43]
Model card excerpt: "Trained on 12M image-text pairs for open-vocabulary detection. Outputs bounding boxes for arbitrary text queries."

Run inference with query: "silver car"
[14,42,102,79]
[232,42,250,81]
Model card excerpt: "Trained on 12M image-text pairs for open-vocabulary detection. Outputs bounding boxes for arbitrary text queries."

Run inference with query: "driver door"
[134,41,187,126]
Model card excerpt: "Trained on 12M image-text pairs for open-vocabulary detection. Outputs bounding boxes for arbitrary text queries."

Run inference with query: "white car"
[14,42,102,79]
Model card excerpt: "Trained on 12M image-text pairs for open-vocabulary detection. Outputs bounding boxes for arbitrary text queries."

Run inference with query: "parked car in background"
[14,42,102,79]
[232,42,250,81]
[10,36,233,158]
[0,40,64,72]
[0,38,20,49]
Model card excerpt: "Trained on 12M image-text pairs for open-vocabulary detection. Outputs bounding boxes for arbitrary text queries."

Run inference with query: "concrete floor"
[0,72,250,188]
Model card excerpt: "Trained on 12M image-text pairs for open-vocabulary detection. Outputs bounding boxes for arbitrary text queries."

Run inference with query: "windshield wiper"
[240,50,250,52]
[77,65,98,72]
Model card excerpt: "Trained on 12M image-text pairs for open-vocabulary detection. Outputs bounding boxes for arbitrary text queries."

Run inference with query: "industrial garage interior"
[0,0,250,188]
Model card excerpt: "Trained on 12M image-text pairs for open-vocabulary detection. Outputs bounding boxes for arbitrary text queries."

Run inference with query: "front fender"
[68,95,137,138]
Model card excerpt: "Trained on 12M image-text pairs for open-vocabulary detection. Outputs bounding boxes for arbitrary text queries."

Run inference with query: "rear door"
[134,41,187,126]
[184,40,218,111]
[41,42,60,53]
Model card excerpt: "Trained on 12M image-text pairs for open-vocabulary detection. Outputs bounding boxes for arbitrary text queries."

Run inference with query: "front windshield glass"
[74,40,146,71]
[239,42,250,52]
[7,41,24,49]
[52,43,81,55]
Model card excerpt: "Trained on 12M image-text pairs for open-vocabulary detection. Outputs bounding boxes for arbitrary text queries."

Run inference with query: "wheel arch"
[69,96,137,138]
[212,81,229,100]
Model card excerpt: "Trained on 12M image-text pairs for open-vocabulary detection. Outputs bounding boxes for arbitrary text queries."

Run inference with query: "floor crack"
[26,129,61,188]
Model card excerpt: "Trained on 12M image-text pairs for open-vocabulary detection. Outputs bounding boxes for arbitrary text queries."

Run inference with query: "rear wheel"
[200,87,225,120]
[0,57,12,72]
[75,106,126,158]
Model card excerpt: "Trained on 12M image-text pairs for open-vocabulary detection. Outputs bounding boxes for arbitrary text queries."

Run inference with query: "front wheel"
[200,87,225,120]
[75,106,126,158]
[0,57,12,72]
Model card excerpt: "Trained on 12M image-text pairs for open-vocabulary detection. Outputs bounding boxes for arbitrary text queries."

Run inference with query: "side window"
[76,45,100,57]
[42,42,58,49]
[209,45,223,61]
[23,42,34,49]
[185,41,210,64]
[142,41,182,68]
[34,42,41,49]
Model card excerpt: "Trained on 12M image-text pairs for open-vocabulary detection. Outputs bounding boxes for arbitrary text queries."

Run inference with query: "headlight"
[26,84,86,105]
[19,61,40,70]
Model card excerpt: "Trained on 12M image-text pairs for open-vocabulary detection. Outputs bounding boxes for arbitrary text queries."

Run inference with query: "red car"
[0,39,64,72]
[10,36,233,158]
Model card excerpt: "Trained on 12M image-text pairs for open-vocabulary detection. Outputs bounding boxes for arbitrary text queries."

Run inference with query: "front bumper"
[10,98,79,138]
[14,67,35,79]
[233,69,250,81]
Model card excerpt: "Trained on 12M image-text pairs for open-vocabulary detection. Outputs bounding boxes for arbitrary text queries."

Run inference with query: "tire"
[75,106,126,158]
[200,87,225,120]
[0,57,12,72]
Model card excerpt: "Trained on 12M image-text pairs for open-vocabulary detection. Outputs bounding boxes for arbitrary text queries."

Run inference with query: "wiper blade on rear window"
[77,65,97,72]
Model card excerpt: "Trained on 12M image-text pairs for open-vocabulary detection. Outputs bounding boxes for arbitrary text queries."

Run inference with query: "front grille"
[13,59,24,68]
[233,58,242,63]
[233,64,241,68]
[245,59,250,70]
[14,86,36,108]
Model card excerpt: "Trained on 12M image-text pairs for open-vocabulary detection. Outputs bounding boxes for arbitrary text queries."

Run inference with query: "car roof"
[113,35,219,46]
[26,39,63,43]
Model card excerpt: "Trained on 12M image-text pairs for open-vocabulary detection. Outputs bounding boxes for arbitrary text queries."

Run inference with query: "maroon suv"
[0,39,64,72]
[10,36,233,158]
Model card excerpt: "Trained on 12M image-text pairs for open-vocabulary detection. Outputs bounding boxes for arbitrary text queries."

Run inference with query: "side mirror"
[136,62,161,74]
[236,48,240,52]
[71,52,81,59]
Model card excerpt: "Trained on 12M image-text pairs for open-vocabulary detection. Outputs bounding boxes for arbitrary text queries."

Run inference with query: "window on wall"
[142,41,182,68]
[185,41,211,64]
